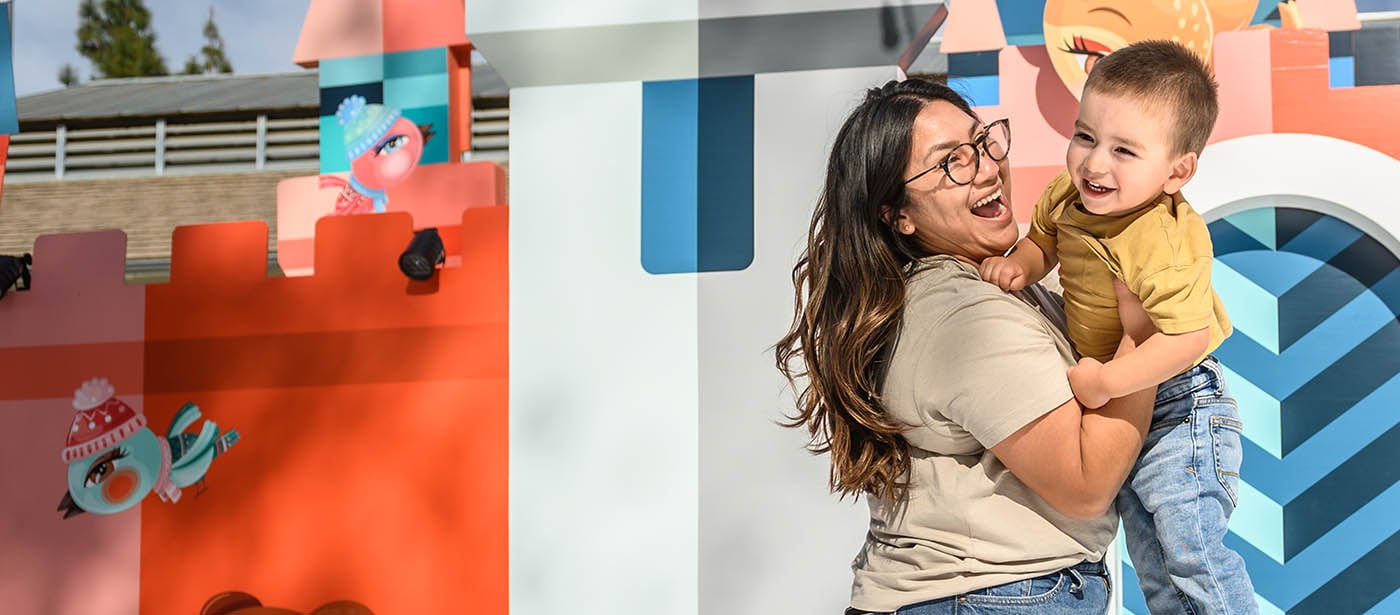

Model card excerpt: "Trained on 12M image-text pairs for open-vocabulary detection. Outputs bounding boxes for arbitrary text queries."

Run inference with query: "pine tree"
[75,0,170,78]
[58,64,80,87]
[182,7,234,75]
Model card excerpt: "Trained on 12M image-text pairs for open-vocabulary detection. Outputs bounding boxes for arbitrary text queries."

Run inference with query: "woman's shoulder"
[906,257,1044,324]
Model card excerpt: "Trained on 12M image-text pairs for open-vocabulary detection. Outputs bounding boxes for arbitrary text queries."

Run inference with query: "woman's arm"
[989,280,1155,519]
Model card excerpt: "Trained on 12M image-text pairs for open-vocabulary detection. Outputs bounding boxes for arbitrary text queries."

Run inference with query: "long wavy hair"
[775,79,976,504]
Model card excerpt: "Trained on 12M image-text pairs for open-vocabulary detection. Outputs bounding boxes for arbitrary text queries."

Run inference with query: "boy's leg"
[1128,359,1257,614]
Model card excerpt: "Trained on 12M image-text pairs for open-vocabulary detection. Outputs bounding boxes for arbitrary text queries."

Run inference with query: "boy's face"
[1066,89,1196,216]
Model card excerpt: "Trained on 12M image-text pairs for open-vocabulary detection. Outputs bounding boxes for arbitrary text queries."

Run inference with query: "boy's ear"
[1162,151,1199,195]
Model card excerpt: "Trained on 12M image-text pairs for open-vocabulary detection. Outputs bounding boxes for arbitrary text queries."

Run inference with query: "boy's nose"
[1081,149,1109,176]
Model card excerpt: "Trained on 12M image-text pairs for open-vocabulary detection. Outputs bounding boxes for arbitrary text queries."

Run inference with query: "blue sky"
[11,0,311,96]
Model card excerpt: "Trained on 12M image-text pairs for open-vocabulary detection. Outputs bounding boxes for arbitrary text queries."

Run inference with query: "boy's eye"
[1114,147,1136,157]
[1072,132,1094,144]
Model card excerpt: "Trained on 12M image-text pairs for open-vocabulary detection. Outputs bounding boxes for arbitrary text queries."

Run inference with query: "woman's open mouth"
[971,191,1006,218]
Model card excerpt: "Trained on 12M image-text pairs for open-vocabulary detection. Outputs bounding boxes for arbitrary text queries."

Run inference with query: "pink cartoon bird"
[319,95,435,215]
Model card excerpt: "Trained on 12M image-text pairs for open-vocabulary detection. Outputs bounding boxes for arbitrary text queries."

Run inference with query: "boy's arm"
[980,236,1058,291]
[1069,327,1209,409]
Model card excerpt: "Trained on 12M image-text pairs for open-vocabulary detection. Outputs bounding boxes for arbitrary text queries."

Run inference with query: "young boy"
[979,40,1257,613]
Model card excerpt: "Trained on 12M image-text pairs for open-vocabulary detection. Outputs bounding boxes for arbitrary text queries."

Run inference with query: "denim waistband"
[1069,559,1107,575]
[844,560,1108,614]
[1155,354,1222,404]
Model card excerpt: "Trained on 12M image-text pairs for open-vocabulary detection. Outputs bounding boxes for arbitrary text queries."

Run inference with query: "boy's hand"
[979,256,1029,291]
[1068,357,1112,409]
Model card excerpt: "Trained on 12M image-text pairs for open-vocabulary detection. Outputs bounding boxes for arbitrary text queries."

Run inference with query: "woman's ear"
[880,205,915,235]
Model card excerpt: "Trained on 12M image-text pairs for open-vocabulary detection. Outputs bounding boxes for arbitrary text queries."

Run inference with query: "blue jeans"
[1118,356,1258,614]
[844,560,1110,614]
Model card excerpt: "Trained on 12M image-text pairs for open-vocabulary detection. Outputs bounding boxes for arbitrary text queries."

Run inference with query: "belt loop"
[1066,567,1086,595]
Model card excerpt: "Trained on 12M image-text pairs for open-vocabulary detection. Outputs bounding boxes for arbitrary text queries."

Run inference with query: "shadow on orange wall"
[136,207,508,615]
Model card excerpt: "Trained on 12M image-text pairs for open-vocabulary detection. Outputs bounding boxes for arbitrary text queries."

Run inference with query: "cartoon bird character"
[1043,0,1299,99]
[319,95,435,215]
[57,378,240,518]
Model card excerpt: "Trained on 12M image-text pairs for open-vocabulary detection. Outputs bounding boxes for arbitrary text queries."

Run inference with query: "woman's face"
[892,100,1018,264]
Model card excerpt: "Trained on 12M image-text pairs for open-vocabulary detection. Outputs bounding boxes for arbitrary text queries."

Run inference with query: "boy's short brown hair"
[1083,40,1219,155]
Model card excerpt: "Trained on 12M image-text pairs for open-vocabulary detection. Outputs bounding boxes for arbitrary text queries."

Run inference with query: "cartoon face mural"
[1042,0,1262,98]
[58,378,240,518]
[320,95,434,215]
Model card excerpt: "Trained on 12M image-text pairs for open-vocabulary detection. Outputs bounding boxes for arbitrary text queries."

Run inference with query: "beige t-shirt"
[850,256,1117,612]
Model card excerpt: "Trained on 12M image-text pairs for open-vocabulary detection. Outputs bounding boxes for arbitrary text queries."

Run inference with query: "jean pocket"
[1210,414,1244,507]
[961,572,1067,606]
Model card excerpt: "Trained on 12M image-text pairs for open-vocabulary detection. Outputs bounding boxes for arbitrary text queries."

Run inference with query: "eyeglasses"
[903,118,1011,186]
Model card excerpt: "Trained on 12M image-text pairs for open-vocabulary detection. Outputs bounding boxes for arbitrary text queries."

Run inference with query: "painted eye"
[82,448,128,488]
[84,460,113,487]
[1063,36,1111,74]
[375,135,409,155]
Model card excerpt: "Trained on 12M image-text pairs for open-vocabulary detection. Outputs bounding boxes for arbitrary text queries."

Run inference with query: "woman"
[775,79,1156,613]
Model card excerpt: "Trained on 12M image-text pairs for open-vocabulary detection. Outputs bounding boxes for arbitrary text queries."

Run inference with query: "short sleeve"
[1123,211,1217,334]
[918,294,1075,449]
[1134,258,1216,334]
[1026,171,1073,254]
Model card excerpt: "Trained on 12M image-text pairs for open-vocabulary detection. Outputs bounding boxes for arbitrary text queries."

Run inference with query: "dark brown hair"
[774,79,974,503]
[1084,39,1219,155]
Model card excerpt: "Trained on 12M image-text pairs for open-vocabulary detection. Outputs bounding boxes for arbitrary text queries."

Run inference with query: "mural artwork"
[58,378,239,519]
[318,95,433,215]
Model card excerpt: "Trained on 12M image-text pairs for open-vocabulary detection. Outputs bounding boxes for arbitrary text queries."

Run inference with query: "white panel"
[1189,133,1400,249]
[698,65,899,613]
[466,0,698,35]
[509,82,699,614]
[699,0,928,19]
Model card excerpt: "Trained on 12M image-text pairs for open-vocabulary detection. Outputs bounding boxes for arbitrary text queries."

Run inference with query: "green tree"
[182,7,234,75]
[75,0,169,78]
[58,63,81,87]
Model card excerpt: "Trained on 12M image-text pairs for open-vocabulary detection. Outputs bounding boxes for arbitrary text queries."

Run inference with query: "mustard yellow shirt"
[1026,171,1231,364]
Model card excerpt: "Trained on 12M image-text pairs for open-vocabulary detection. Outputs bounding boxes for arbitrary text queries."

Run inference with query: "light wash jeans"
[1118,356,1258,614]
[845,560,1111,614]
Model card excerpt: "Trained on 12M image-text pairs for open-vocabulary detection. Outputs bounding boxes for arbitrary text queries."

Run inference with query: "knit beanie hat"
[337,95,402,161]
[62,378,147,463]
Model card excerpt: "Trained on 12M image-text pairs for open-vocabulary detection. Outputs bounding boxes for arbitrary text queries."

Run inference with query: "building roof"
[18,72,321,124]
[17,64,509,125]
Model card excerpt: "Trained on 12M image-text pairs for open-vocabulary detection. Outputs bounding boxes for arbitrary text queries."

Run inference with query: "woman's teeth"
[971,192,1004,218]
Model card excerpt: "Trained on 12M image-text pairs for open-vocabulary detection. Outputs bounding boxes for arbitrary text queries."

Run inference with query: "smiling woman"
[775,78,1158,614]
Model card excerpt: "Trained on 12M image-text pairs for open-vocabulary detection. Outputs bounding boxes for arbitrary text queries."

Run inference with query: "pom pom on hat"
[62,378,147,463]
[337,95,402,162]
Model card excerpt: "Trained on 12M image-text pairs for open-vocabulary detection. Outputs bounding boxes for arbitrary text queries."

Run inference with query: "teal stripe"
[321,54,385,87]
[385,48,446,79]
[384,74,450,110]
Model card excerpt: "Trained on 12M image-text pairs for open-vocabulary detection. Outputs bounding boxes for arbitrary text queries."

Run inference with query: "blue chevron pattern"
[1120,207,1400,615]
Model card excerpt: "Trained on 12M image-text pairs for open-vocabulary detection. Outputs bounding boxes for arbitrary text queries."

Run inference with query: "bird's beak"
[57,491,86,519]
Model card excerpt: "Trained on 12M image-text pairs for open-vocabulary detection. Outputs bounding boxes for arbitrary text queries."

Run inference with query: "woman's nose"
[974,149,1001,182]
